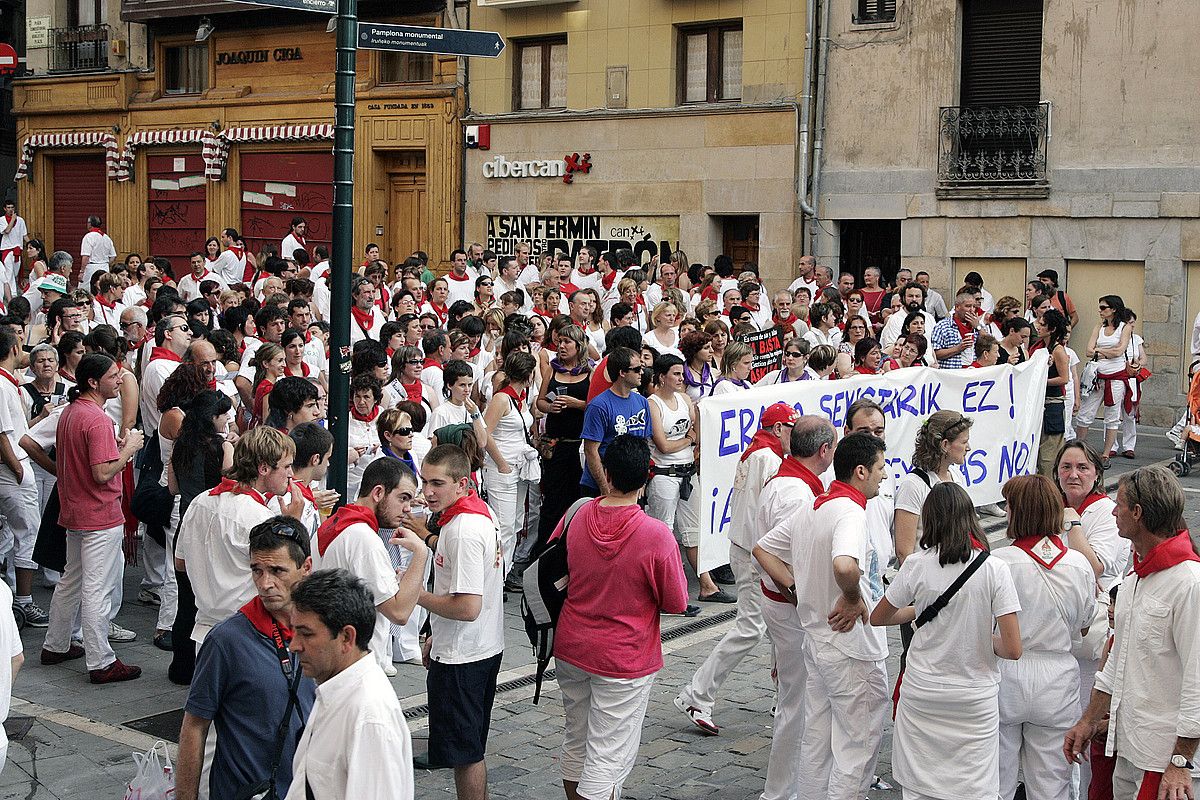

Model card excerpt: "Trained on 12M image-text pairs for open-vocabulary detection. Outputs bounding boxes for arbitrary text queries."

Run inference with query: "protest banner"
[695,351,1050,572]
[485,214,679,266]
[736,327,784,383]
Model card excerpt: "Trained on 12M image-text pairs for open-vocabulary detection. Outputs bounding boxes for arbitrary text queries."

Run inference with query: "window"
[163,44,208,95]
[514,37,567,110]
[378,52,434,84]
[854,0,896,24]
[678,22,742,104]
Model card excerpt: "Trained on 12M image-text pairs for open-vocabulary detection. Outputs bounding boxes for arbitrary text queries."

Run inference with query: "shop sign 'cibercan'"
[482,153,592,184]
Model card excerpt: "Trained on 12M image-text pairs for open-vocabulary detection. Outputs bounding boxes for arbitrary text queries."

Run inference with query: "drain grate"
[661,609,737,641]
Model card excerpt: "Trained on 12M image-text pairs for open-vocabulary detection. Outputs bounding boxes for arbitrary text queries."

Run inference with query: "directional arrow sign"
[232,0,335,12]
[357,23,504,58]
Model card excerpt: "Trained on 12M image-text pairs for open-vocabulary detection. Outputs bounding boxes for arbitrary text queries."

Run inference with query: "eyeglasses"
[120,320,140,329]
[206,290,221,296]
[391,427,413,436]
[479,281,493,287]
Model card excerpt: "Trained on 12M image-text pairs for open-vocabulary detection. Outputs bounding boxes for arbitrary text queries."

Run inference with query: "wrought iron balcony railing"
[938,102,1049,194]
[49,24,111,73]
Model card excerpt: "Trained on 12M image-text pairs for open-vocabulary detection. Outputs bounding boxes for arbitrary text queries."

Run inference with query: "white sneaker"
[673,694,719,735]
[1167,428,1184,448]
[108,622,137,642]
[383,663,397,677]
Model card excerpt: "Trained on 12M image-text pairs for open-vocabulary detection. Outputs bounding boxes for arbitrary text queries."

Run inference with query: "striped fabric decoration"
[207,124,335,180]
[115,128,216,182]
[15,131,120,181]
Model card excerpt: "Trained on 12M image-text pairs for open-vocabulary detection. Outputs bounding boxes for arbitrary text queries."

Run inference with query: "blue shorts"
[427,652,503,767]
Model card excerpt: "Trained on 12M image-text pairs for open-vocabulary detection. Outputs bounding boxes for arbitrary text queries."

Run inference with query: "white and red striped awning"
[115,128,222,182]
[15,131,120,182]
[207,124,335,180]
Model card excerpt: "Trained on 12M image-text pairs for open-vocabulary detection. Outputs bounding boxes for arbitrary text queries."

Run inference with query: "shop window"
[163,44,209,96]
[514,36,567,111]
[678,21,742,104]
[378,52,434,84]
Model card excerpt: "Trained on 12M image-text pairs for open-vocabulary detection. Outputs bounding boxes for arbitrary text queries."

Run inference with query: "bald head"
[186,340,220,384]
[790,415,836,458]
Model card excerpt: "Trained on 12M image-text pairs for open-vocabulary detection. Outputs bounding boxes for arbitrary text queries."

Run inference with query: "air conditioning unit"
[477,0,579,8]
[109,39,127,57]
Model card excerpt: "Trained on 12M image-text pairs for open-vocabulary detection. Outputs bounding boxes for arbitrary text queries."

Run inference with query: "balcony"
[937,102,1050,199]
[49,24,111,73]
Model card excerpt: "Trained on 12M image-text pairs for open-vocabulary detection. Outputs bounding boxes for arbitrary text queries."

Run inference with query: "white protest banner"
[696,351,1050,572]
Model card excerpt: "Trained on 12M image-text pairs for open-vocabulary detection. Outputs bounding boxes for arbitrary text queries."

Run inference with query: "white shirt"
[1076,496,1128,591]
[429,507,504,664]
[213,248,249,286]
[312,520,399,673]
[444,269,478,307]
[0,582,19,772]
[280,233,307,261]
[803,327,842,350]
[992,543,1095,656]
[176,490,274,643]
[884,546,1020,686]
[91,298,126,329]
[121,284,146,309]
[728,447,783,552]
[80,229,116,269]
[349,307,386,345]
[177,269,227,303]
[642,328,683,360]
[787,275,819,299]
[0,373,30,465]
[571,268,601,293]
[286,654,413,800]
[420,363,445,404]
[139,356,181,436]
[0,215,27,252]
[880,309,936,351]
[1094,559,1200,771]
[894,467,967,541]
[753,467,823,575]
[790,493,889,661]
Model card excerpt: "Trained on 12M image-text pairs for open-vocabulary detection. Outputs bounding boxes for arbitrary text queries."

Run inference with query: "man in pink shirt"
[552,435,688,800]
[40,353,144,683]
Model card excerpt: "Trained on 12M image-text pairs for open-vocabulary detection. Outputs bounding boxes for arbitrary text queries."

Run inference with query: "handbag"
[1079,356,1100,397]
[1043,397,1066,436]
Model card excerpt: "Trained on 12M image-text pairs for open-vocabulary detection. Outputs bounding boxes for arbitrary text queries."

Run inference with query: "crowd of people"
[0,200,1190,800]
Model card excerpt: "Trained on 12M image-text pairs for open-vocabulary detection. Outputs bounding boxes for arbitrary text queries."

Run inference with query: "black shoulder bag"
[234,622,307,800]
[915,549,990,629]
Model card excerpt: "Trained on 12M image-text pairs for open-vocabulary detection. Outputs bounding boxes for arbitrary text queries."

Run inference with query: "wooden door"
[388,156,427,274]
[721,215,759,270]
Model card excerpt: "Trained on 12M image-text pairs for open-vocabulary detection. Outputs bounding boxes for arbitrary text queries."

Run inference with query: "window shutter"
[961,0,1043,106]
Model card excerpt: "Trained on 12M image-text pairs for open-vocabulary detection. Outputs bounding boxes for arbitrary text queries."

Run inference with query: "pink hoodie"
[552,499,689,679]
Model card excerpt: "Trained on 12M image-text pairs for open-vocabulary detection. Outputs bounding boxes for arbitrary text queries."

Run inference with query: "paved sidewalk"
[0,425,1183,799]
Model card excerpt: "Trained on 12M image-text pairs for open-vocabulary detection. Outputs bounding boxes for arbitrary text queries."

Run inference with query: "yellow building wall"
[470,0,808,114]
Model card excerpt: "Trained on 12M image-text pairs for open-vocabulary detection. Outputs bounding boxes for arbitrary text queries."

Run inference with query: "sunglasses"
[1098,305,1110,310]
[479,281,493,287]
[391,427,414,436]
[784,351,804,358]
[167,324,190,333]
[405,358,424,365]
[624,366,644,374]
[262,517,306,545]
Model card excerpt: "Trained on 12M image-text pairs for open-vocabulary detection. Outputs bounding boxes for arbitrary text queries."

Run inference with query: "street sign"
[232,0,334,13]
[357,23,504,58]
[0,44,16,76]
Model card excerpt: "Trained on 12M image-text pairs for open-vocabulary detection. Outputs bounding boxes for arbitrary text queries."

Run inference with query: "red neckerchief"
[207,254,219,263]
[447,270,471,282]
[141,298,153,309]
[239,595,294,641]
[294,233,307,248]
[1074,491,1108,514]
[438,489,494,527]
[469,346,481,358]
[422,356,442,371]
[58,368,74,382]
[316,503,378,557]
[740,429,783,463]
[291,480,315,505]
[560,281,579,295]
[1028,339,1047,353]
[95,294,117,309]
[400,380,423,404]
[88,226,103,234]
[426,302,448,324]
[744,301,760,312]
[284,362,311,378]
[701,285,718,302]
[769,457,824,496]
[375,284,390,311]
[497,385,523,410]
[1132,530,1200,578]
[150,347,182,363]
[968,361,984,368]
[207,378,217,390]
[1014,535,1068,569]
[350,305,375,332]
[208,477,269,506]
[350,404,380,423]
[812,480,867,511]
[773,311,798,328]
[229,245,244,260]
[854,366,875,375]
[601,271,617,291]
[0,368,18,388]
[954,315,974,339]
[190,269,212,284]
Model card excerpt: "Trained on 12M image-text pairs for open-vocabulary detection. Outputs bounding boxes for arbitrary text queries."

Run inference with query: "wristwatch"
[1170,754,1195,770]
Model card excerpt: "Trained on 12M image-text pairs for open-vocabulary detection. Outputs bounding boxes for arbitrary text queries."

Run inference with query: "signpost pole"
[327,0,356,500]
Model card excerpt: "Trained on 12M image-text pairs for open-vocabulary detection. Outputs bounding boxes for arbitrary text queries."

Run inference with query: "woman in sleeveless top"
[1074,295,1134,466]
[534,326,590,550]
[1031,310,1072,476]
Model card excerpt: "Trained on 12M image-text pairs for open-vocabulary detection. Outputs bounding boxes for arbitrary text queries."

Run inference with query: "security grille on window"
[855,0,897,24]
[163,44,209,95]
[515,37,567,110]
[378,53,434,84]
[678,22,742,104]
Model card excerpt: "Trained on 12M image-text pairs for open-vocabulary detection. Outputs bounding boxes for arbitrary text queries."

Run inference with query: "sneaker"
[18,601,49,628]
[41,644,85,665]
[710,564,736,585]
[89,659,142,684]
[1167,428,1184,448]
[503,578,524,594]
[383,662,397,677]
[673,694,719,735]
[153,631,173,652]
[697,590,737,604]
[108,622,137,642]
[137,589,161,606]
[977,503,1005,517]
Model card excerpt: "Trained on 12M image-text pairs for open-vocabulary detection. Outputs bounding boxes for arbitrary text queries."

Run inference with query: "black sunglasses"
[391,427,413,436]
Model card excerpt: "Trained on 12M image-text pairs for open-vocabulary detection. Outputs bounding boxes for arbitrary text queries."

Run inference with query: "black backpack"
[520,497,589,704]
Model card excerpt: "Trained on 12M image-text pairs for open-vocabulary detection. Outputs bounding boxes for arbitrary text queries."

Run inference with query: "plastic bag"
[125,740,175,800]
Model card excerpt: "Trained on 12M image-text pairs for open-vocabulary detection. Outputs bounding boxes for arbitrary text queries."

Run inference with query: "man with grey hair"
[752,415,836,800]
[814,264,834,292]
[1064,465,1200,799]
[788,255,819,299]
[119,305,149,376]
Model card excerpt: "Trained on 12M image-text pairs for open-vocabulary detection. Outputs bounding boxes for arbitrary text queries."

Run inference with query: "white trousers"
[43,525,124,670]
[646,474,700,547]
[482,466,538,572]
[390,547,430,663]
[998,652,1079,800]
[1112,755,1200,800]
[797,637,887,800]
[0,464,42,571]
[678,545,766,717]
[558,660,655,800]
[1076,381,1125,431]
[1119,408,1137,452]
[141,496,179,631]
[760,595,807,800]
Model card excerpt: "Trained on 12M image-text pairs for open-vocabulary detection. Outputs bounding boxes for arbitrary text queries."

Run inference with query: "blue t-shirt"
[580,389,651,489]
[185,612,316,799]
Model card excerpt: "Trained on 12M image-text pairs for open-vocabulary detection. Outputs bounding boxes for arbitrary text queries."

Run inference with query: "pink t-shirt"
[57,398,122,531]
[553,499,689,679]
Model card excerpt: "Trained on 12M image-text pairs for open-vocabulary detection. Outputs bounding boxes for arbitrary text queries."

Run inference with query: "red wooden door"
[147,153,208,281]
[239,151,333,261]
[52,154,107,285]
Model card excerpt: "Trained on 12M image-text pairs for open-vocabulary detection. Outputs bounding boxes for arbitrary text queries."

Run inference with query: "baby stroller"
[1170,361,1200,477]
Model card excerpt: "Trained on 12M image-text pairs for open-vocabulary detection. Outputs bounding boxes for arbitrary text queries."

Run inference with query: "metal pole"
[327,0,357,500]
